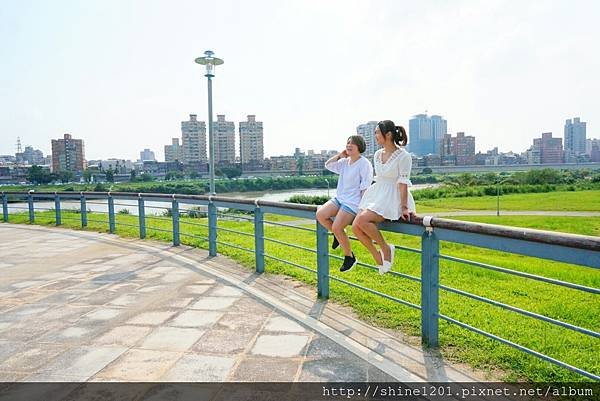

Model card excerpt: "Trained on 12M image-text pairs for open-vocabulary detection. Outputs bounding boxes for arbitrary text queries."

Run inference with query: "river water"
[8,184,436,216]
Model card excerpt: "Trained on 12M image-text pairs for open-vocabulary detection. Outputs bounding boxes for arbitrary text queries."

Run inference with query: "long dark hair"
[378,120,407,147]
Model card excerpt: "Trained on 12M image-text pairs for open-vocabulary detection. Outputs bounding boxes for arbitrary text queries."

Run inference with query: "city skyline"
[1,1,599,160]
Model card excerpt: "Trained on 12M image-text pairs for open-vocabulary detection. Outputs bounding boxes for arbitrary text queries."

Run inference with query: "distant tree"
[105,170,114,183]
[130,170,137,181]
[58,170,74,184]
[295,155,305,176]
[422,167,433,175]
[189,171,200,179]
[220,166,242,179]
[83,169,92,183]
[27,165,53,184]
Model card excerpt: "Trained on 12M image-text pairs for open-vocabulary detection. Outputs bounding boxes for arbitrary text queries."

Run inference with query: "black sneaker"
[340,253,357,272]
[332,235,340,250]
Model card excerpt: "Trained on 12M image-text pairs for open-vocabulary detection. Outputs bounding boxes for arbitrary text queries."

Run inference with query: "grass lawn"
[5,207,599,383]
[415,189,600,212]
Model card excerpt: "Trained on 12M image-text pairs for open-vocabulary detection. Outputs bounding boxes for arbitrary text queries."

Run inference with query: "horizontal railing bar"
[179,220,209,228]
[217,212,254,221]
[215,240,254,254]
[329,275,421,310]
[438,313,600,381]
[86,219,108,224]
[263,220,316,232]
[263,253,317,273]
[179,232,209,241]
[144,215,172,222]
[263,236,317,254]
[328,254,422,283]
[145,226,174,234]
[216,226,254,237]
[114,222,139,228]
[439,284,599,338]
[439,254,600,294]
[434,228,600,270]
[178,208,207,215]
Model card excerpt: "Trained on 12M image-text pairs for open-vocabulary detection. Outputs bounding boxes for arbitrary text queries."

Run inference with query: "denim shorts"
[332,197,357,216]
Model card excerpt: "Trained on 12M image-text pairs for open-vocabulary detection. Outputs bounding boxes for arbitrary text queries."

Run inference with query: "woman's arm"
[324,150,348,174]
[399,183,410,219]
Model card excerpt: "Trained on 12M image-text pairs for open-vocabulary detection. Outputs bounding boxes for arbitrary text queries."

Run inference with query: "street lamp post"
[324,178,330,197]
[195,50,224,196]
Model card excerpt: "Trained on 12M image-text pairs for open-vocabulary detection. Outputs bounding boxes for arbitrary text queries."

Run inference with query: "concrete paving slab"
[139,327,205,352]
[264,315,309,333]
[126,311,178,326]
[230,357,301,381]
[189,297,238,311]
[93,325,153,347]
[251,334,310,358]
[169,310,223,327]
[192,329,257,355]
[95,349,182,381]
[160,354,236,381]
[32,345,127,380]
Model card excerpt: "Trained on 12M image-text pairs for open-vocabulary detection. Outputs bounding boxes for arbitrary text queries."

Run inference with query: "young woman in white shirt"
[352,120,416,275]
[316,135,374,272]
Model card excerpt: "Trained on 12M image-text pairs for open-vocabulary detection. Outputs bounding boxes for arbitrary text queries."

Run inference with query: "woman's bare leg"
[316,200,339,232]
[357,210,391,261]
[331,210,355,257]
[352,211,384,265]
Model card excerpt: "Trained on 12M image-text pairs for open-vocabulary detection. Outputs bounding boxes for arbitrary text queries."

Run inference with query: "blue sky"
[1,0,598,160]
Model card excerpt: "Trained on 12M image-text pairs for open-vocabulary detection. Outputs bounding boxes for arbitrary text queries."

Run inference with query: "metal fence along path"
[2,190,599,381]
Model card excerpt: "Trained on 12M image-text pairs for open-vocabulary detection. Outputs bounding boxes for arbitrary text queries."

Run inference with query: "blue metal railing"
[1,190,599,380]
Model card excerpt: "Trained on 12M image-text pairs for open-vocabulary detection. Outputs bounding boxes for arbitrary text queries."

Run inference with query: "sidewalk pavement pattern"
[0,224,480,383]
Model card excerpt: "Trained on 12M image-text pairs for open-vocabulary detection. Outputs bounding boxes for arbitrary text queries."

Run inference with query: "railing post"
[172,197,180,246]
[54,193,61,226]
[80,193,87,227]
[2,193,8,223]
[254,204,264,273]
[208,198,217,256]
[316,221,330,298]
[138,194,146,239]
[28,191,34,224]
[421,229,440,347]
[108,195,115,233]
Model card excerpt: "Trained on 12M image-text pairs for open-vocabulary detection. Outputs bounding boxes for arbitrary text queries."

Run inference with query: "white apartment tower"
[356,121,379,158]
[213,114,236,164]
[181,114,207,164]
[164,138,183,162]
[239,115,264,165]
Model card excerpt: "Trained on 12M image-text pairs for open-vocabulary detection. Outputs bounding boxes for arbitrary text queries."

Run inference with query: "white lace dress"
[358,147,416,220]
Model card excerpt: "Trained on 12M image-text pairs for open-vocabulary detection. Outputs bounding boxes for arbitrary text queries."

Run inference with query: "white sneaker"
[377,250,386,275]
[381,244,395,274]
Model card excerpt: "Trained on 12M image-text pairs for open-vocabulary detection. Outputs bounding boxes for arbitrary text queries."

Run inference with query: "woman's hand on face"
[339,150,349,158]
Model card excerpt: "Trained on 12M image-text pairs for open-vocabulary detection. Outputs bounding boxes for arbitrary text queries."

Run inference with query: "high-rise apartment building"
[139,149,156,162]
[356,121,379,158]
[564,117,586,161]
[51,133,86,173]
[408,114,447,156]
[440,132,475,165]
[530,132,563,164]
[181,114,207,164]
[164,138,183,162]
[213,114,235,164]
[239,115,264,166]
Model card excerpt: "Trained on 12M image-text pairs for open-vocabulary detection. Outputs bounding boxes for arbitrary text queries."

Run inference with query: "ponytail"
[394,125,407,146]
[378,120,408,147]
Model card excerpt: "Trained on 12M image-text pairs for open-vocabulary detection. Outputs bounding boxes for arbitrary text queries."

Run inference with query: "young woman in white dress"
[316,135,373,272]
[352,120,416,275]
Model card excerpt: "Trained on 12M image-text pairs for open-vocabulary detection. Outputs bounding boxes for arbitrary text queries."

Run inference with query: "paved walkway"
[0,224,481,383]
